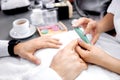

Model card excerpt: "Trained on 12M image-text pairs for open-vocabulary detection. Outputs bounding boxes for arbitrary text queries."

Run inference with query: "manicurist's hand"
[76,39,120,74]
[50,39,87,80]
[76,39,111,65]
[14,37,62,65]
[72,17,101,44]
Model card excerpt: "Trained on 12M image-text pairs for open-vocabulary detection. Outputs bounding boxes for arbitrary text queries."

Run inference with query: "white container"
[42,0,55,4]
[43,9,57,25]
[30,9,44,26]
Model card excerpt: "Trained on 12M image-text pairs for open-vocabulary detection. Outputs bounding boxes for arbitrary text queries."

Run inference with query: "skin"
[50,39,87,80]
[73,13,120,74]
[76,40,120,74]
[14,37,62,65]
[73,13,114,44]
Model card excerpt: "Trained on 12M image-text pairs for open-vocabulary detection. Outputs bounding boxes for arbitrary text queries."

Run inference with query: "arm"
[99,54,120,74]
[97,13,114,33]
[0,40,9,57]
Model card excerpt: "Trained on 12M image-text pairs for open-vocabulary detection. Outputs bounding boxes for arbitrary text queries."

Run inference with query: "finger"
[25,54,41,65]
[91,34,100,44]
[45,42,61,48]
[78,39,91,50]
[72,17,90,27]
[48,38,62,45]
[85,20,96,34]
[49,38,60,41]
[78,58,88,70]
[76,46,87,57]
[64,39,78,50]
[78,57,85,63]
[77,17,90,26]
[78,17,91,25]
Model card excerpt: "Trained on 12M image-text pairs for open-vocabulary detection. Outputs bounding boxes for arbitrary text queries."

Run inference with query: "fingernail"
[78,38,82,42]
[83,31,86,36]
[84,29,88,35]
[71,19,78,25]
[72,24,77,27]
[36,60,41,65]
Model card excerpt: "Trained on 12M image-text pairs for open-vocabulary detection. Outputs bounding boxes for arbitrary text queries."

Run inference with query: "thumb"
[26,54,41,65]
[78,39,91,50]
[64,39,78,50]
[76,45,86,57]
[91,33,100,45]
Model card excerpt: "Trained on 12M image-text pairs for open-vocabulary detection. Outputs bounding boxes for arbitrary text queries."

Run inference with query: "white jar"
[30,9,44,26]
[42,0,55,4]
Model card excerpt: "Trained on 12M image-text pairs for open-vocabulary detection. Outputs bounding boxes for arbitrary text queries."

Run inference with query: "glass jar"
[42,9,58,26]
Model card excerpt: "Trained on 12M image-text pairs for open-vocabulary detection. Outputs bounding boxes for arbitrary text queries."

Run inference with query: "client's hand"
[50,39,87,80]
[14,37,62,65]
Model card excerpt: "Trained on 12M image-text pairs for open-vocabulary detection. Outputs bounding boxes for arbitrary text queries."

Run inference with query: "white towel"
[0,30,120,80]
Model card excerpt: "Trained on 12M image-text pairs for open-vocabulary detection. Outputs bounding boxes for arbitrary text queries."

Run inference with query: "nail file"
[74,27,90,43]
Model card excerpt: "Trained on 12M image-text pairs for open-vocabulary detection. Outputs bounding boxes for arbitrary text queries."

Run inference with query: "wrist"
[97,22,104,33]
[96,53,114,69]
[14,42,21,55]
[8,39,21,57]
[50,65,63,79]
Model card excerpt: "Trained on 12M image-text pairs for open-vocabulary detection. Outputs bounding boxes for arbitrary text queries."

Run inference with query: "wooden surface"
[37,21,68,36]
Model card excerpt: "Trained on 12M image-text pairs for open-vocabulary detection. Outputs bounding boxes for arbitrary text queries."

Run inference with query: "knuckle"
[58,49,64,54]
[72,54,79,60]
[81,53,88,59]
[76,61,81,66]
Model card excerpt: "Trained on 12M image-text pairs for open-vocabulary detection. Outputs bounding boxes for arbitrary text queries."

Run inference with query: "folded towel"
[0,30,120,80]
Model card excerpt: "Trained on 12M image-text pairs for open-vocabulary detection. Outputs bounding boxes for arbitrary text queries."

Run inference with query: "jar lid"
[32,9,42,13]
